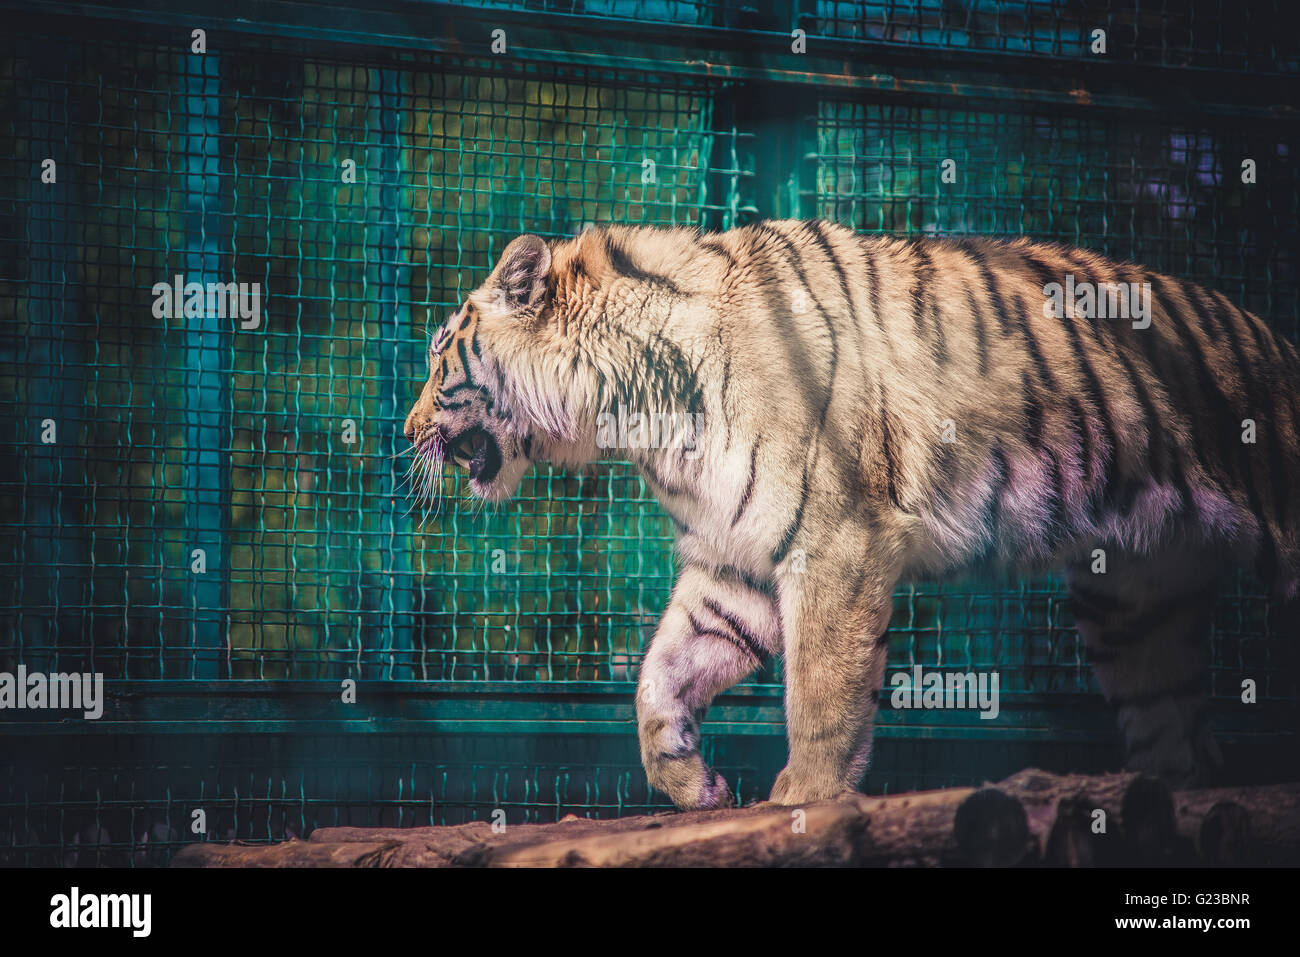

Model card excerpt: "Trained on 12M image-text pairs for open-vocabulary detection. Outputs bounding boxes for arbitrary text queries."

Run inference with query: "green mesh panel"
[0,4,1296,866]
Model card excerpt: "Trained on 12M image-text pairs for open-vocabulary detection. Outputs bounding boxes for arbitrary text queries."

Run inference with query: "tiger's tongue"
[469,434,488,476]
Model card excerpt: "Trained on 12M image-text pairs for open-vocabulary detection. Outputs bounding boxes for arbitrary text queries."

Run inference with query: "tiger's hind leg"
[1065,549,1225,789]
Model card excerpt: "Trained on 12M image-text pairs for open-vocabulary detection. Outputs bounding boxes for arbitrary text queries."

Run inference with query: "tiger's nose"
[403,409,419,443]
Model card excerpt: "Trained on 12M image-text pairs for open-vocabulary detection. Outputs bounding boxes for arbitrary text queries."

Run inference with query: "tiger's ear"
[483,234,551,316]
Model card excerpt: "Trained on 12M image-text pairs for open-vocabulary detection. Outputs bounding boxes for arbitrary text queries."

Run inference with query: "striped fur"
[405,221,1300,807]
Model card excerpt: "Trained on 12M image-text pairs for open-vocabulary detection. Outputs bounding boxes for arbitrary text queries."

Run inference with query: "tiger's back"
[702,223,1300,597]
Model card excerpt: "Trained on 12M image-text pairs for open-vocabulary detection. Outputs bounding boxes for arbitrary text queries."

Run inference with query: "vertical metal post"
[368,68,414,679]
[23,50,87,672]
[741,81,818,221]
[706,0,818,225]
[180,49,228,679]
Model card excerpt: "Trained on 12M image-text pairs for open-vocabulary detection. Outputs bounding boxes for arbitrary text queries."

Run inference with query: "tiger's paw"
[768,767,846,806]
[643,746,733,810]
[695,767,733,810]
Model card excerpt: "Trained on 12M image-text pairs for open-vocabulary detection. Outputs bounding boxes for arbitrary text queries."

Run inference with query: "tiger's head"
[403,234,560,504]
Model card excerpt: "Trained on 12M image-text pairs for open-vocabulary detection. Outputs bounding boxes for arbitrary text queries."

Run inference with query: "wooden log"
[169,771,1300,867]
[1197,802,1253,866]
[172,839,400,868]
[952,789,1033,866]
[306,806,797,867]
[1119,774,1188,865]
[995,768,1136,859]
[473,795,872,867]
[1174,782,1300,865]
[991,769,1192,865]
[851,787,973,866]
[1044,794,1100,867]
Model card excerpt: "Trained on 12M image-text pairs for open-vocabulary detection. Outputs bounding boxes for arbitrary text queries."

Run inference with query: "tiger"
[403,220,1300,810]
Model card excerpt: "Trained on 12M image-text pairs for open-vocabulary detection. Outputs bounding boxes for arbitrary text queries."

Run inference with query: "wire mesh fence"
[1,1,1297,866]
[812,0,1299,71]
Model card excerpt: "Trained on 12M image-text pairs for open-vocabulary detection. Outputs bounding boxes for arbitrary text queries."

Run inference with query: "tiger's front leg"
[769,545,896,806]
[636,565,782,810]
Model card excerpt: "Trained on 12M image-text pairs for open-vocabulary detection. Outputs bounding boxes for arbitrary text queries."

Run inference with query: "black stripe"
[879,384,903,510]
[1053,250,1111,346]
[1021,248,1075,363]
[731,441,759,526]
[1022,375,1045,451]
[748,234,825,429]
[983,443,1010,546]
[808,221,861,337]
[1115,264,1194,503]
[959,241,1012,336]
[1203,282,1279,581]
[1109,343,1167,485]
[910,242,948,363]
[1057,290,1120,508]
[456,337,476,388]
[689,610,765,662]
[1017,293,1060,392]
[1020,249,1065,297]
[1068,396,1093,497]
[1279,330,1300,382]
[1184,282,1223,344]
[1153,275,1242,493]
[861,238,890,345]
[707,563,776,598]
[754,225,837,564]
[701,598,769,661]
[1042,446,1068,552]
[1218,293,1292,529]
[605,233,684,292]
[640,455,689,498]
[756,224,840,429]
[1225,292,1283,365]
[966,286,990,377]
[635,332,704,420]
[771,459,809,565]
[657,744,696,762]
[907,241,929,334]
[1129,274,1224,510]
[438,380,476,401]
[698,235,737,268]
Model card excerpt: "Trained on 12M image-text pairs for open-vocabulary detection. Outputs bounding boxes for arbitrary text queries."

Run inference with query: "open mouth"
[447,427,502,484]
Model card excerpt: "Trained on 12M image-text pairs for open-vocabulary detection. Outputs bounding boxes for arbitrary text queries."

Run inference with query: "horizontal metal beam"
[2,682,1289,743]
[5,0,1297,123]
